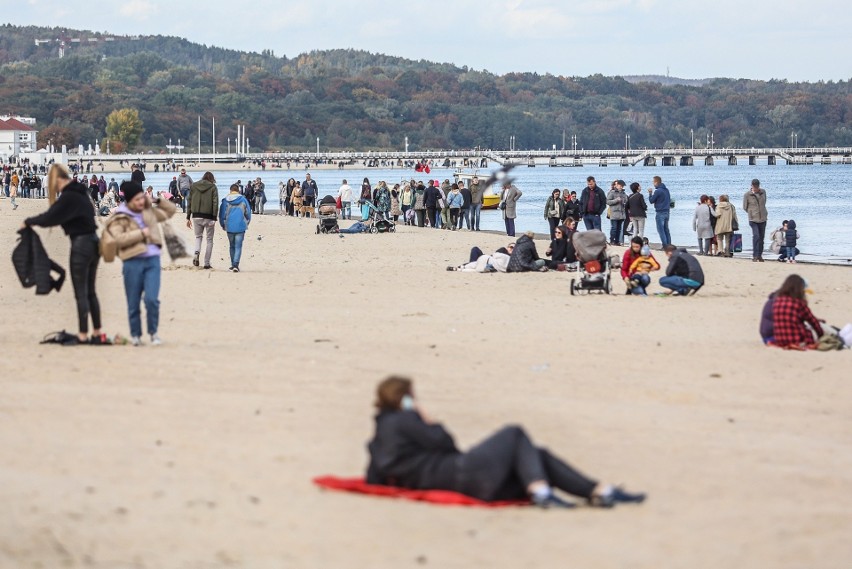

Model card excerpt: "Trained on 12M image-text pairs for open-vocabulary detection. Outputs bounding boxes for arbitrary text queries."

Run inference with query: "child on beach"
[785,220,799,263]
[627,245,660,296]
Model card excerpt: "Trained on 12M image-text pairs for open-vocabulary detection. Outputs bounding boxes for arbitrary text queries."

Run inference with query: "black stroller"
[316,195,339,234]
[569,230,620,295]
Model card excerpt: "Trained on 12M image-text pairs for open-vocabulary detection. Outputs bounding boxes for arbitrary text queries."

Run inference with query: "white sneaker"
[150,334,162,346]
[131,336,143,347]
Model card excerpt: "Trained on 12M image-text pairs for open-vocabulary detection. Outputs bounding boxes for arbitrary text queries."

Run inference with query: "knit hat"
[121,181,144,202]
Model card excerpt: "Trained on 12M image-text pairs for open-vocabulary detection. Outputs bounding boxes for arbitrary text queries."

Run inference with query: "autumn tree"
[105,108,144,151]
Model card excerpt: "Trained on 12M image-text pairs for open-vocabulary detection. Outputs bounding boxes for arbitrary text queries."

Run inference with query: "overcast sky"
[7,0,851,81]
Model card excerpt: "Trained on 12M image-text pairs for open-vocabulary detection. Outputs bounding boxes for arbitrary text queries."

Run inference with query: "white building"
[0,116,38,160]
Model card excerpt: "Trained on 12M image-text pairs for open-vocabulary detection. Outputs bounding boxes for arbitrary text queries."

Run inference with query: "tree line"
[1,24,850,153]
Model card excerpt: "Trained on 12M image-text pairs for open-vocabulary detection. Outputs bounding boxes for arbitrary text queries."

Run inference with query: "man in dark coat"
[579,176,606,231]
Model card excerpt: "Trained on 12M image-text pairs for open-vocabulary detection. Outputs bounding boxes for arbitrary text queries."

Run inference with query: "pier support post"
[728,155,737,166]
[662,156,676,167]
[768,155,776,166]
[680,156,693,166]
[644,156,656,166]
[705,156,714,166]
[749,156,757,166]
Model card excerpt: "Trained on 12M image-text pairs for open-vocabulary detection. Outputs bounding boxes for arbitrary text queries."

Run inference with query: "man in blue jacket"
[648,176,672,247]
[301,173,318,211]
[218,183,252,273]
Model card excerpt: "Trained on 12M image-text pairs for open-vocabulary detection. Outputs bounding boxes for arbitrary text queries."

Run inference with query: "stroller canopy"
[320,195,336,205]
[572,230,608,262]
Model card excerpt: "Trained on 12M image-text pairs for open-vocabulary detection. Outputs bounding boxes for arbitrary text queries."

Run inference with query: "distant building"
[0,116,38,160]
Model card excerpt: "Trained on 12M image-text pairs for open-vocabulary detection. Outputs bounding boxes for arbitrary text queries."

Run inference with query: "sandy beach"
[1,199,851,569]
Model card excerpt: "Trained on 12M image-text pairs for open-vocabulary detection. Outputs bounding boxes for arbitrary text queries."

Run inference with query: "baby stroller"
[361,200,396,234]
[316,195,339,234]
[570,230,620,295]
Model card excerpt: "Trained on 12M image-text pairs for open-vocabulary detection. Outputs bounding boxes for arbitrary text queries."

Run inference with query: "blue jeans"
[227,232,245,268]
[470,203,482,230]
[459,207,470,229]
[122,255,161,337]
[659,275,700,295]
[630,273,651,296]
[582,214,601,231]
[341,201,351,219]
[785,246,796,261]
[610,219,624,243]
[504,217,515,237]
[655,211,671,246]
[750,221,767,259]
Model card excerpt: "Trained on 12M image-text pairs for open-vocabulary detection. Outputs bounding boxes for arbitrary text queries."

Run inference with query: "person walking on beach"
[544,188,566,240]
[186,172,219,269]
[626,183,647,239]
[9,170,19,210]
[22,164,105,345]
[693,195,715,255]
[469,176,483,231]
[743,178,768,262]
[458,180,472,230]
[285,178,298,216]
[219,183,252,273]
[412,182,427,227]
[424,180,441,228]
[253,177,267,215]
[302,173,318,213]
[177,168,193,213]
[104,182,176,346]
[648,176,672,247]
[580,176,606,231]
[366,376,646,508]
[713,195,735,257]
[359,177,372,220]
[338,179,353,220]
[130,163,145,185]
[400,182,413,225]
[446,183,463,230]
[606,180,627,245]
[500,181,522,237]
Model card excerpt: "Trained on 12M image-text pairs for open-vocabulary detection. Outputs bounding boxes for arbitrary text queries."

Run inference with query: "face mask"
[401,395,415,411]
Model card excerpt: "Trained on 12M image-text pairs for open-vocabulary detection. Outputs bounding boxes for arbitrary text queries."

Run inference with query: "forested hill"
[1,24,850,153]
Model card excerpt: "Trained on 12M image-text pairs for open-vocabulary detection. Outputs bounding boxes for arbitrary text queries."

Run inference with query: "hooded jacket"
[186,179,219,220]
[12,227,66,295]
[649,183,671,213]
[219,192,252,233]
[507,234,541,272]
[713,201,735,234]
[784,220,798,247]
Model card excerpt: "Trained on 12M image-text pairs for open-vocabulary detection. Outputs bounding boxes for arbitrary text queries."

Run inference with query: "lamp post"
[690,128,694,151]
[405,136,409,154]
[316,137,320,157]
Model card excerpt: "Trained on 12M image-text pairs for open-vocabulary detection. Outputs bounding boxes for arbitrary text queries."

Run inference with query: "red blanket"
[313,476,528,508]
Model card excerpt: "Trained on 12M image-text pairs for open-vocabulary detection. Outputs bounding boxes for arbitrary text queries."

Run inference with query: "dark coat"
[12,228,66,295]
[507,235,542,272]
[580,186,607,216]
[366,410,459,489]
[666,248,705,284]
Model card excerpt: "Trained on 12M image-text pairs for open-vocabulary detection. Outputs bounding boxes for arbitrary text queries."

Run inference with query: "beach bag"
[162,222,190,260]
[816,332,844,351]
[731,233,743,253]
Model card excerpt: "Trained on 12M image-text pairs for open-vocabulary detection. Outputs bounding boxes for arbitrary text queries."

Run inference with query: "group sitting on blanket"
[365,376,646,508]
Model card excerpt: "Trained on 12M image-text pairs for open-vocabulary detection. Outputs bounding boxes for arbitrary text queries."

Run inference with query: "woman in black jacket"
[545,225,576,269]
[22,163,105,345]
[366,377,646,508]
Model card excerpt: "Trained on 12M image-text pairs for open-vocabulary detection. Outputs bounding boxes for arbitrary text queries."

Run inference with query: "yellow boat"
[453,171,502,210]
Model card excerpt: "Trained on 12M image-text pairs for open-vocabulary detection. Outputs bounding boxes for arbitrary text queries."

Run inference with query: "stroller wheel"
[606,277,613,295]
[389,226,396,233]
[370,226,379,234]
[570,278,576,296]
[316,226,320,234]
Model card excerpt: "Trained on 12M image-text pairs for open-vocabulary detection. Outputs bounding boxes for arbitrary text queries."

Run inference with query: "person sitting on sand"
[447,244,515,273]
[771,274,823,350]
[658,245,704,296]
[507,231,547,272]
[622,239,660,296]
[366,376,646,508]
[544,225,575,269]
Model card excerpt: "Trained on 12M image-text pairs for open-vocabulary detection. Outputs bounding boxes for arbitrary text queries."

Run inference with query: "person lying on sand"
[366,376,646,508]
[447,244,515,272]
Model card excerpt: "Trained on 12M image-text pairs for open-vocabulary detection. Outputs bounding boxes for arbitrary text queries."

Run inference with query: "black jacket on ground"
[507,235,541,272]
[12,228,66,295]
[366,410,459,489]
[25,183,97,237]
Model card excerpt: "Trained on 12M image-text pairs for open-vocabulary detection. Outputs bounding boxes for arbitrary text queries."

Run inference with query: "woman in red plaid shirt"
[771,275,824,349]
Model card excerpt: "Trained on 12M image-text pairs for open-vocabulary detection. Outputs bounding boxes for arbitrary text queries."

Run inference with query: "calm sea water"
[129,163,852,259]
